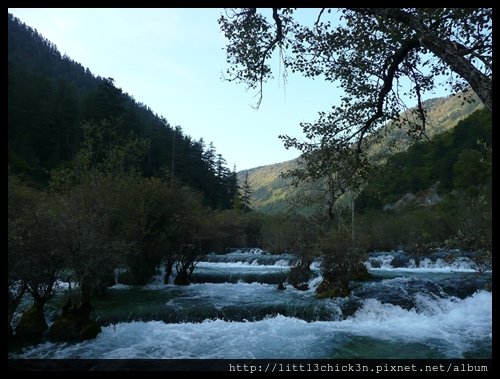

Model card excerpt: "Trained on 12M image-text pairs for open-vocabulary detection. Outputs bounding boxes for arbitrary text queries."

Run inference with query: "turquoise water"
[9,250,492,359]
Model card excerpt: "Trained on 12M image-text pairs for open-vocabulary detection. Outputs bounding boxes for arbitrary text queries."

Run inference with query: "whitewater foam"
[11,291,491,359]
[365,253,488,273]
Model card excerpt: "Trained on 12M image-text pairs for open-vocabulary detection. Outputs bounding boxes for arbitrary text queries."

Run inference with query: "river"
[9,249,492,359]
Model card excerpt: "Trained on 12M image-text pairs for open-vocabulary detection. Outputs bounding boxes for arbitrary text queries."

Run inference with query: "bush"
[316,230,369,298]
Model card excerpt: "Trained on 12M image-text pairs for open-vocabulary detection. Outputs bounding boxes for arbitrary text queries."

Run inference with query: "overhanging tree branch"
[253,8,284,108]
[356,38,420,153]
[352,8,492,112]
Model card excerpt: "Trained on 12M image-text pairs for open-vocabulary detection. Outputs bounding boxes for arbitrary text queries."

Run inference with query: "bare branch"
[351,8,492,111]
[234,8,256,19]
[253,8,284,108]
[356,38,421,153]
[407,64,427,138]
[315,8,326,28]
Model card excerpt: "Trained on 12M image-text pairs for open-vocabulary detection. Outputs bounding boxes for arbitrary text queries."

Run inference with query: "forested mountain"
[367,91,483,163]
[240,94,485,214]
[8,13,237,210]
[357,108,491,211]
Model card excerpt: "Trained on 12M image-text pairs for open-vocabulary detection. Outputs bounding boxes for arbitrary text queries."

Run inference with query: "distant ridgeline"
[8,13,237,210]
[239,95,488,214]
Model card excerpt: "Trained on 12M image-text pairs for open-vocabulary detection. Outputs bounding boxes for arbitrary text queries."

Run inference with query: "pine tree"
[229,164,241,210]
[240,172,252,212]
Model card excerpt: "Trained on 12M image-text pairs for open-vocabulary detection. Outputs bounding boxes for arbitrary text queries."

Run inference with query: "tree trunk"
[353,8,492,112]
[79,276,92,309]
[387,9,492,111]
[419,35,492,112]
[164,255,174,284]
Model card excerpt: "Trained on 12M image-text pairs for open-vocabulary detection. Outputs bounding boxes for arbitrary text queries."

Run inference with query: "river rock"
[48,300,101,342]
[14,306,48,344]
[117,270,137,285]
[438,277,492,299]
[174,271,190,285]
[48,317,101,342]
[352,262,372,281]
[391,253,411,268]
[352,278,446,310]
[315,279,350,299]
[340,298,363,318]
[78,319,102,340]
[367,259,381,268]
[287,266,312,291]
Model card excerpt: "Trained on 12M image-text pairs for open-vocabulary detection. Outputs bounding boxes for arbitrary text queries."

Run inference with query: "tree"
[202,142,218,207]
[453,149,489,192]
[56,185,127,306]
[9,13,241,207]
[240,172,253,212]
[8,173,66,343]
[219,8,491,154]
[49,117,147,305]
[229,164,242,210]
[83,77,126,123]
[282,144,369,221]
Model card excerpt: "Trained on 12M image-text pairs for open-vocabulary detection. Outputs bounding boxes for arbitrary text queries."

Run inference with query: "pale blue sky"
[8,8,451,171]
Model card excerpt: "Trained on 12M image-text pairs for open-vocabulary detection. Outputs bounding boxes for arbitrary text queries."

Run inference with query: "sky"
[8,8,451,171]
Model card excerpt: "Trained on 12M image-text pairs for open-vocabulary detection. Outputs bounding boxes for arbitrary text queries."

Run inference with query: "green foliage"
[220,8,491,155]
[8,174,63,308]
[46,119,220,287]
[8,13,237,210]
[241,109,491,278]
[453,149,489,193]
[240,172,253,212]
[354,186,491,255]
[239,96,484,215]
[281,144,370,221]
[444,192,491,254]
[260,214,300,253]
[55,175,132,303]
[238,160,303,214]
[356,207,454,254]
[358,109,491,210]
[76,117,149,175]
[366,91,484,164]
[222,9,491,263]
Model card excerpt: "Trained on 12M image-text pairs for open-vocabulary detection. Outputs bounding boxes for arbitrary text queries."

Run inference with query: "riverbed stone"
[315,278,350,298]
[48,301,101,342]
[352,262,372,281]
[78,319,102,340]
[14,306,48,344]
[174,271,190,285]
[391,253,410,268]
[287,266,312,291]
[117,271,137,285]
[438,277,492,299]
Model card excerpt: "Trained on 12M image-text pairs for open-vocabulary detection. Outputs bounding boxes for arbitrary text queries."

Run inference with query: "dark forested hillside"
[9,13,252,342]
[8,13,237,210]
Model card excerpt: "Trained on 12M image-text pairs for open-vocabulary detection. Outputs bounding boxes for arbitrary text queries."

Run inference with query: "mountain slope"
[367,91,482,162]
[239,93,484,214]
[8,13,238,210]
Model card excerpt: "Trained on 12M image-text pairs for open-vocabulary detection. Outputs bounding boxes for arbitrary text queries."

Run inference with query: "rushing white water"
[365,253,489,273]
[196,261,290,270]
[11,291,491,359]
[9,249,491,359]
